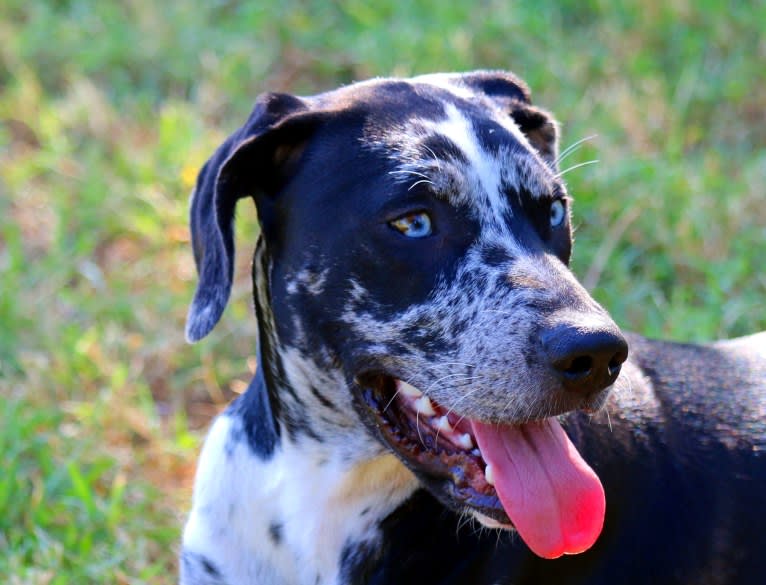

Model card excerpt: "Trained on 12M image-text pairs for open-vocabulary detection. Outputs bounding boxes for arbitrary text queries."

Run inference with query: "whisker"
[424,361,478,370]
[382,386,403,413]
[555,134,597,165]
[443,383,487,426]
[424,373,481,395]
[427,374,481,442]
[388,169,432,180]
[495,526,504,549]
[421,144,442,171]
[416,410,426,447]
[408,178,435,191]
[556,159,599,179]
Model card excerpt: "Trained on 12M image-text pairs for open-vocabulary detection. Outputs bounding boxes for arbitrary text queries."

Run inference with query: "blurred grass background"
[1,0,764,582]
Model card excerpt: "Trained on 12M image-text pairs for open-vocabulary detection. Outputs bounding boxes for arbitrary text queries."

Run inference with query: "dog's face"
[186,71,628,559]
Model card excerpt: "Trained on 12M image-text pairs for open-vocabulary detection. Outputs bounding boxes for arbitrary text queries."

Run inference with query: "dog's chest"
[183,414,418,585]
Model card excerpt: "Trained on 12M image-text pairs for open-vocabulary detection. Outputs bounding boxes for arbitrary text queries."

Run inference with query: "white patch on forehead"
[410,72,478,100]
[375,78,558,201]
[427,104,498,193]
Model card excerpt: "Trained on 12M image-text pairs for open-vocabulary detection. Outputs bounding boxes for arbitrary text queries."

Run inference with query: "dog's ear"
[185,92,318,342]
[507,102,559,169]
[460,71,559,168]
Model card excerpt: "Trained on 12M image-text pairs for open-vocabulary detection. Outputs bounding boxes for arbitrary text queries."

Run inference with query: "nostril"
[607,349,628,378]
[564,355,593,378]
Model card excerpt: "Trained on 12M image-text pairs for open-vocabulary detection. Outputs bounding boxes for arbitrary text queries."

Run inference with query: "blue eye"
[550,199,566,227]
[389,212,433,238]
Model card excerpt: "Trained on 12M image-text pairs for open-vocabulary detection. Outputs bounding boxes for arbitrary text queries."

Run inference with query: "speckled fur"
[180,71,766,585]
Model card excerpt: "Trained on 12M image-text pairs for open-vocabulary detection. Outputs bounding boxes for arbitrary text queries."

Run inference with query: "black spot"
[458,270,474,290]
[450,317,469,337]
[282,401,324,443]
[420,134,469,166]
[359,81,448,134]
[339,538,382,584]
[310,385,337,410]
[229,373,280,459]
[360,506,371,517]
[494,272,511,292]
[180,550,225,584]
[480,243,512,267]
[460,71,530,103]
[472,117,523,156]
[269,521,283,546]
[201,557,221,577]
[224,426,244,458]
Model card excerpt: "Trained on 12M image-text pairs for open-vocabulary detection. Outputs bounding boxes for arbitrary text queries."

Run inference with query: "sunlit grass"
[1,0,764,581]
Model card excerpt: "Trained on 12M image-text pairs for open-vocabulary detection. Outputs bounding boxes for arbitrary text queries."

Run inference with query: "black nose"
[542,322,629,395]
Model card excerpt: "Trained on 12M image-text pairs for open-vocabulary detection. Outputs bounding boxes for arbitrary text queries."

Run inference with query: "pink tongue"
[471,418,605,559]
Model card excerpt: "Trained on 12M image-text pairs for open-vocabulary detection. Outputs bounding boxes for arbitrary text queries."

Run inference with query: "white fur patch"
[182,416,417,585]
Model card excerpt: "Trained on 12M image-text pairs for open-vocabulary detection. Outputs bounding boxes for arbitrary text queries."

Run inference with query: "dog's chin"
[352,374,512,526]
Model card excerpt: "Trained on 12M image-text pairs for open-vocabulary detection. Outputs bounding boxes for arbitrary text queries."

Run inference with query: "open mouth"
[357,375,606,559]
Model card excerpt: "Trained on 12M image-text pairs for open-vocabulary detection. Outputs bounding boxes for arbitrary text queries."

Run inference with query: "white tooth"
[436,416,453,433]
[414,396,436,416]
[458,433,474,449]
[485,464,495,486]
[397,381,423,398]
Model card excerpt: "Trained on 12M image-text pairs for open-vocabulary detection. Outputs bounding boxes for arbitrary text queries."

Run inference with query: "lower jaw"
[356,374,609,560]
[355,375,510,525]
[473,511,514,529]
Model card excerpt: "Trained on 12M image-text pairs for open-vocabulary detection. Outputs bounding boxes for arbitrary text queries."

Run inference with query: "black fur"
[181,71,765,585]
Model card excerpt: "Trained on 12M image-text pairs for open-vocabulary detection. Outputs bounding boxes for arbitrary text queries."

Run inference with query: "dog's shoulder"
[619,331,766,452]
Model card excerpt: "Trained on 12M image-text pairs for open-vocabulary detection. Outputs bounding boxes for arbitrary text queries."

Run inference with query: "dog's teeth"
[398,381,423,398]
[485,464,495,486]
[414,396,436,416]
[458,433,474,449]
[436,416,453,433]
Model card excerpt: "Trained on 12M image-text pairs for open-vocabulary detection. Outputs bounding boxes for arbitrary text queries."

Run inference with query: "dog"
[179,70,766,585]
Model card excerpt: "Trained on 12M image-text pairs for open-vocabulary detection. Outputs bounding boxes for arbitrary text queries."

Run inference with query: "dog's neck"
[216,367,417,584]
[197,244,417,584]
[249,240,376,453]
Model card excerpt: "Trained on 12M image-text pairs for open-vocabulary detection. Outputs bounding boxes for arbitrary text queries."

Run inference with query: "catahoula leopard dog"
[179,70,766,585]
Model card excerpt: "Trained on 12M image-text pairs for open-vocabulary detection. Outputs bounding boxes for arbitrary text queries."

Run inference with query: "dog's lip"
[356,375,607,557]
[353,373,511,524]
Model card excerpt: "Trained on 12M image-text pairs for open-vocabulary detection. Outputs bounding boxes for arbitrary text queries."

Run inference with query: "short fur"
[180,71,766,585]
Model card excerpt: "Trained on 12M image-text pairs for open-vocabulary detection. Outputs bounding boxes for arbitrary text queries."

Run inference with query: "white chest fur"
[182,415,418,585]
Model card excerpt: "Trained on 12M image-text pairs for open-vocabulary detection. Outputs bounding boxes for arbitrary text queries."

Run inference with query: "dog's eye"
[389,212,433,238]
[550,199,566,228]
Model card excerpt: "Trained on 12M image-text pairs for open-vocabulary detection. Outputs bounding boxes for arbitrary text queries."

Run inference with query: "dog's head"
[185,71,628,559]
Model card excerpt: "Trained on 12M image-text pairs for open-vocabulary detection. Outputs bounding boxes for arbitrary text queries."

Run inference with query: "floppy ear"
[460,71,559,169]
[507,101,559,169]
[185,92,315,342]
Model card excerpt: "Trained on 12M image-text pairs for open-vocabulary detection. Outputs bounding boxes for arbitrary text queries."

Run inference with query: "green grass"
[1,0,764,582]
